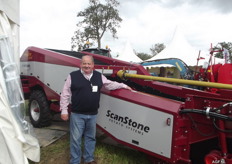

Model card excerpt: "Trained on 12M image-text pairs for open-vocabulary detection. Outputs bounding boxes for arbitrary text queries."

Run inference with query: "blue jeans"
[70,113,97,164]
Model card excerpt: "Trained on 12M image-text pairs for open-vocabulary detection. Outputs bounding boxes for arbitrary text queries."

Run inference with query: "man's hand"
[61,114,69,121]
[125,85,132,90]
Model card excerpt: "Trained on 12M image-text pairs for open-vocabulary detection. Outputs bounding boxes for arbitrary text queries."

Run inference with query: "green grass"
[94,138,151,164]
[29,134,151,164]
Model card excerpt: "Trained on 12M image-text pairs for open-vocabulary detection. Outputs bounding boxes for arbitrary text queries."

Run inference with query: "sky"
[20,0,232,56]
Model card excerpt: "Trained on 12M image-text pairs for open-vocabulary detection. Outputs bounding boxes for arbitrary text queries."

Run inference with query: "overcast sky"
[20,0,232,56]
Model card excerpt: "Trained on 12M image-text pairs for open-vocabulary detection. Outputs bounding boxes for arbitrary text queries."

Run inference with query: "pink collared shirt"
[60,73,128,114]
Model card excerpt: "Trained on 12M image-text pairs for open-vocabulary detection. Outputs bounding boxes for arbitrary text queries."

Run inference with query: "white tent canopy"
[116,41,143,63]
[146,27,203,66]
[0,1,40,163]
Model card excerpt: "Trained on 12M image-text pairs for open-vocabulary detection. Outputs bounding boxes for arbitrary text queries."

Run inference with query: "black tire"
[28,90,52,127]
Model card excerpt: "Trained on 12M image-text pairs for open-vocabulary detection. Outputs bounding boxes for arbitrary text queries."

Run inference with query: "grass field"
[29,133,152,164]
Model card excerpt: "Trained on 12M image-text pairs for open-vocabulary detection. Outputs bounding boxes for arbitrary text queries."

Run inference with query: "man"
[60,55,131,164]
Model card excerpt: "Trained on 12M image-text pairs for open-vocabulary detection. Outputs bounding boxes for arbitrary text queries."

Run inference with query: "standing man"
[60,55,131,164]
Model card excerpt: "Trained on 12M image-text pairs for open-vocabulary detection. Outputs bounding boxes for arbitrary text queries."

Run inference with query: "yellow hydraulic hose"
[117,70,232,90]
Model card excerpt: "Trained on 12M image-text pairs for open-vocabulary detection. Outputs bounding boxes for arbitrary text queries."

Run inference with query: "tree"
[150,43,165,56]
[71,29,94,51]
[71,0,122,51]
[137,52,152,61]
[212,42,232,60]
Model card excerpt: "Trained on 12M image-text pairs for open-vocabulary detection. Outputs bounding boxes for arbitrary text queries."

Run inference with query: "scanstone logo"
[106,110,150,135]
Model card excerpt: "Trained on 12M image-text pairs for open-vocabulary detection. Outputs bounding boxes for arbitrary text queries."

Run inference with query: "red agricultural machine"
[20,46,232,164]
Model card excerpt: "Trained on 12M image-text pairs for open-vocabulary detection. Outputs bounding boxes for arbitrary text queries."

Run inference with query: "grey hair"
[81,55,94,63]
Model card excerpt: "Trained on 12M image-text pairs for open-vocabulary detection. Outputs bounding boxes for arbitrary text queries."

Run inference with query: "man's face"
[81,56,94,74]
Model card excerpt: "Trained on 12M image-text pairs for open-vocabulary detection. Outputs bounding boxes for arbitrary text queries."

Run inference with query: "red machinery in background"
[195,47,232,86]
[20,46,232,164]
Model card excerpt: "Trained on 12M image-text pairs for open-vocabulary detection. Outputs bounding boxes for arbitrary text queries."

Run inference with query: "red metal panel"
[218,64,232,84]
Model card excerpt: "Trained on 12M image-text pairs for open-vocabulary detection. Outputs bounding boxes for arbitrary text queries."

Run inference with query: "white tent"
[0,1,40,164]
[146,28,203,66]
[116,41,143,63]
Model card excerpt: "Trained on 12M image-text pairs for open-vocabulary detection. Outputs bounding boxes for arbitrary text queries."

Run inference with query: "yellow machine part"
[117,70,232,90]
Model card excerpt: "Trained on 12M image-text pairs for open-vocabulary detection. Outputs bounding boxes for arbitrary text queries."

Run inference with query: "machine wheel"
[28,90,52,127]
